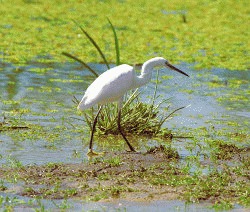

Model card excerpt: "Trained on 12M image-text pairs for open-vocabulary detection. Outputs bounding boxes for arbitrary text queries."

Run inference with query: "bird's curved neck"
[134,62,154,87]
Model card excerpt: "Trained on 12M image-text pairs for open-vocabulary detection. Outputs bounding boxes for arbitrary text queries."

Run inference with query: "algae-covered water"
[1,61,249,165]
[1,0,249,70]
[0,60,249,210]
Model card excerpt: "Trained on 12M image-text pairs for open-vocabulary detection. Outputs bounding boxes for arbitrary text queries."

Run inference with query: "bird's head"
[145,57,189,77]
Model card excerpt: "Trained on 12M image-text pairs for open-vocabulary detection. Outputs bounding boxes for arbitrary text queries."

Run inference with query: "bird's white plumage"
[77,57,189,111]
[78,64,135,110]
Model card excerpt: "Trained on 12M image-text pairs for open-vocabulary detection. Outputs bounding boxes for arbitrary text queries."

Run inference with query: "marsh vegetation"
[0,0,249,211]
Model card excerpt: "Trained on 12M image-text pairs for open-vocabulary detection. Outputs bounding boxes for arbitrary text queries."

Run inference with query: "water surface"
[0,61,249,210]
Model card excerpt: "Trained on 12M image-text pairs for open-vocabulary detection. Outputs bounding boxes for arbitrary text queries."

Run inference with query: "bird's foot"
[87,149,105,157]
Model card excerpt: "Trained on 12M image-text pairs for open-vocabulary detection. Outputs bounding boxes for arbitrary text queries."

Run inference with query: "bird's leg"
[88,106,103,154]
[117,109,136,152]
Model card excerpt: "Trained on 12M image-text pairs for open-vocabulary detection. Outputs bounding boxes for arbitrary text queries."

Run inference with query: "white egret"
[78,57,189,155]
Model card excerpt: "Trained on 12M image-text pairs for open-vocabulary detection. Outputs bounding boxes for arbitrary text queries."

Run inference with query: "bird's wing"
[78,64,135,110]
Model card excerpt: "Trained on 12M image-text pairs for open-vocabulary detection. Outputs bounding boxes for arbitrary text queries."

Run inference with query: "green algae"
[0,143,249,210]
[0,41,249,211]
[0,0,249,70]
[0,116,249,210]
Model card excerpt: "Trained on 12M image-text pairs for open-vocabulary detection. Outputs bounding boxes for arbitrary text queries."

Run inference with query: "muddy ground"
[0,146,185,201]
[0,145,249,207]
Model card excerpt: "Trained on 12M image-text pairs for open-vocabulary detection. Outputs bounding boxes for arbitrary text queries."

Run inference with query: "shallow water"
[0,60,249,210]
[1,192,244,212]
[1,61,249,164]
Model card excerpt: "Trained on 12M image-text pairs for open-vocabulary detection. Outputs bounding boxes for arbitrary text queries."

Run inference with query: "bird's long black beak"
[165,62,189,77]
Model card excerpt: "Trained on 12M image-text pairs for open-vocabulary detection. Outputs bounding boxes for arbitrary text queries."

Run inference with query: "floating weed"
[109,185,135,198]
[49,78,84,83]
[1,1,249,70]
[227,79,249,89]
[52,199,72,210]
[179,88,194,94]
[0,180,7,191]
[97,172,111,181]
[0,150,249,209]
[103,156,123,167]
[183,165,250,209]
[89,190,108,201]
[208,140,243,160]
[1,112,29,125]
[44,187,77,199]
[29,67,53,74]
[146,145,180,160]
[2,100,20,107]
[37,86,61,93]
[215,142,242,160]
[23,187,37,197]
[148,165,187,187]
[212,200,234,210]
[34,198,46,212]
[207,81,226,88]
[0,195,27,211]
[88,185,135,201]
[5,156,23,169]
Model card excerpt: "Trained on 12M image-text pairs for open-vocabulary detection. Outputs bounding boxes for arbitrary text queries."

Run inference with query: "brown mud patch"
[0,145,249,206]
[0,145,184,201]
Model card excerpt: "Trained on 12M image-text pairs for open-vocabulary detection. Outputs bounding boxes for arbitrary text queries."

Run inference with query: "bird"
[77,57,189,155]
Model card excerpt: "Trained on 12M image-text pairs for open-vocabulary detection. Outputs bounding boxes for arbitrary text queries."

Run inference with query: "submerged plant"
[65,19,185,137]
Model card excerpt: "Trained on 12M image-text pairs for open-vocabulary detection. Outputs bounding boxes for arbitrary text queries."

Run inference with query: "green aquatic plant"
[0,114,29,132]
[107,17,120,66]
[72,19,110,70]
[103,156,123,167]
[209,140,243,160]
[1,0,249,70]
[83,92,166,136]
[74,82,181,137]
[0,180,7,191]
[146,145,180,160]
[0,196,27,211]
[80,89,185,137]
[62,51,98,77]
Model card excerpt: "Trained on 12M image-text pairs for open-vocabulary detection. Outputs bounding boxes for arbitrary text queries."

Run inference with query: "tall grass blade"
[107,18,120,65]
[82,112,92,130]
[152,70,160,106]
[160,106,185,125]
[72,95,80,105]
[123,89,140,108]
[72,20,110,70]
[62,52,99,77]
